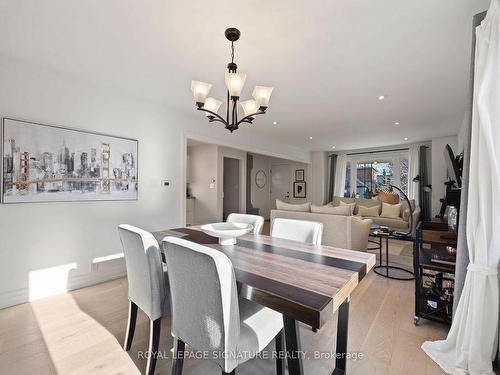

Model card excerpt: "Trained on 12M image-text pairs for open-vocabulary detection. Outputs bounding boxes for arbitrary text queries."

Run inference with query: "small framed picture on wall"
[293,181,306,198]
[295,169,305,181]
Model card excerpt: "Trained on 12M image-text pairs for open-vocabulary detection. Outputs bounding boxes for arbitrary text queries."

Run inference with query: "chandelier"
[190,28,274,133]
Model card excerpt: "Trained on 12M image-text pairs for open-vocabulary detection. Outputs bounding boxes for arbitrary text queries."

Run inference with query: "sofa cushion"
[340,201,356,215]
[354,198,380,215]
[276,200,311,212]
[381,202,402,218]
[311,204,351,216]
[357,205,380,217]
[371,216,409,229]
[330,196,355,206]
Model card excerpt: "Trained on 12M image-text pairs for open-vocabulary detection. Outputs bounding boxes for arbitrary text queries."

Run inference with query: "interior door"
[271,164,291,205]
[223,157,240,220]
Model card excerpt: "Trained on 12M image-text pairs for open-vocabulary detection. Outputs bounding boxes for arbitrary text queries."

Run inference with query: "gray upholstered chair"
[162,236,284,375]
[226,213,265,235]
[118,224,170,375]
[271,218,323,245]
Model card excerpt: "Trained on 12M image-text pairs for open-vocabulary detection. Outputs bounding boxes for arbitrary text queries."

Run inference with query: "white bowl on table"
[200,222,253,245]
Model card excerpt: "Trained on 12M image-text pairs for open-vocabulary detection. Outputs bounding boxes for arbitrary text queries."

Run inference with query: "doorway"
[271,164,291,204]
[223,157,240,220]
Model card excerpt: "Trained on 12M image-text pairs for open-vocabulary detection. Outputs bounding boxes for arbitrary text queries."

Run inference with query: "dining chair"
[118,224,170,375]
[226,213,265,234]
[162,236,285,375]
[271,218,323,245]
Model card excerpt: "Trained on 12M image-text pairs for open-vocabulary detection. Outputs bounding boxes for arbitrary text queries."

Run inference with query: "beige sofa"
[330,196,421,234]
[270,209,372,252]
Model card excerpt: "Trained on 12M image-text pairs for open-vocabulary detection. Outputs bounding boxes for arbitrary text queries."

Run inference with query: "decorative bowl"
[200,222,253,245]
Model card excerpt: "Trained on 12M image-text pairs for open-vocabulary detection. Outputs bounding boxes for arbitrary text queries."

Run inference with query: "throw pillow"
[381,202,402,218]
[340,201,356,215]
[377,191,400,204]
[276,199,311,212]
[311,204,351,216]
[357,205,380,217]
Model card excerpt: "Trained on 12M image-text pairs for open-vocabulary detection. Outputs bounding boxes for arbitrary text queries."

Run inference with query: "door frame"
[222,156,241,220]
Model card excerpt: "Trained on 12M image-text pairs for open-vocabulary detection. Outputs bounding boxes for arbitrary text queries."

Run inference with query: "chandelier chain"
[231,41,235,64]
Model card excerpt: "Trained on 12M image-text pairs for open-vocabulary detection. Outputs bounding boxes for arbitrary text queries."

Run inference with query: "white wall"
[249,154,310,219]
[250,154,273,219]
[0,57,308,308]
[431,135,459,217]
[188,144,218,225]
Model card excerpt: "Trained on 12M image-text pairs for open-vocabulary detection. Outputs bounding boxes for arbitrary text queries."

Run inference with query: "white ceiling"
[0,0,490,151]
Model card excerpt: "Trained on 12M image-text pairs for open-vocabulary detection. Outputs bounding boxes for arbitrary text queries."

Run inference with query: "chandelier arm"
[236,110,266,126]
[197,107,228,126]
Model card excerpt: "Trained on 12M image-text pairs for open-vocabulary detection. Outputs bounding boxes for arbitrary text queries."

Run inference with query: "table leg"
[386,237,390,269]
[332,297,350,375]
[378,237,383,266]
[283,316,304,375]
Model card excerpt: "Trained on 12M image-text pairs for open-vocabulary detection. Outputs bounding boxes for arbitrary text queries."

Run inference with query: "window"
[343,152,409,198]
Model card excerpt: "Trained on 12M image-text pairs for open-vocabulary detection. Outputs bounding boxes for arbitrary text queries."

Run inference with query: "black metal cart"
[414,221,457,326]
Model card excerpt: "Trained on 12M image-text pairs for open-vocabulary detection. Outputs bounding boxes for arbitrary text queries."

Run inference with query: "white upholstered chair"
[118,224,170,375]
[226,213,265,235]
[162,236,284,375]
[271,218,323,246]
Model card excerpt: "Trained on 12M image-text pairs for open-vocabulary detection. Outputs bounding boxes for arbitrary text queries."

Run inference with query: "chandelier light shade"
[203,97,223,117]
[239,99,258,118]
[190,81,212,105]
[190,27,274,133]
[252,86,274,109]
[225,72,247,98]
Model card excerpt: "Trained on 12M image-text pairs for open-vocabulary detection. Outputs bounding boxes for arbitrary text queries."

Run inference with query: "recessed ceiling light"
[404,137,409,141]
[332,146,336,149]
[273,121,278,125]
[378,95,386,101]
[394,122,400,126]
[309,136,313,140]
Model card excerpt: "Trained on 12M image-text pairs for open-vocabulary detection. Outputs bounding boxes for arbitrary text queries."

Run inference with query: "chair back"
[162,236,240,372]
[118,224,168,320]
[271,218,323,245]
[226,213,264,234]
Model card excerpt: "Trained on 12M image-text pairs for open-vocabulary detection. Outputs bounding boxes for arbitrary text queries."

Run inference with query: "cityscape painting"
[1,118,138,203]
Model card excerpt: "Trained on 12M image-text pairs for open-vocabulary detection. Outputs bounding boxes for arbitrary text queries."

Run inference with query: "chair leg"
[275,329,285,375]
[146,318,161,375]
[123,300,138,351]
[172,338,185,375]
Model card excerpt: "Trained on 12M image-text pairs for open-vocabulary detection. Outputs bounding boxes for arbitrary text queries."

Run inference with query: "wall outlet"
[161,180,171,187]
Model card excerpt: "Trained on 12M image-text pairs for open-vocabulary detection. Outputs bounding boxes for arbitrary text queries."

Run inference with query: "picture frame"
[293,181,306,198]
[295,169,305,181]
[1,118,139,203]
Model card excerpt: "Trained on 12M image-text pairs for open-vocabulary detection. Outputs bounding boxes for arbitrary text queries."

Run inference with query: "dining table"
[152,226,376,375]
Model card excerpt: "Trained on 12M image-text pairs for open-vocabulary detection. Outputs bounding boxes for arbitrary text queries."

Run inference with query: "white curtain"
[422,2,500,374]
[408,145,420,204]
[334,153,347,197]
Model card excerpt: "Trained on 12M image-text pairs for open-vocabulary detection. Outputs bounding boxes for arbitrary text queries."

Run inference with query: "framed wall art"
[295,169,305,181]
[293,181,306,198]
[1,118,138,203]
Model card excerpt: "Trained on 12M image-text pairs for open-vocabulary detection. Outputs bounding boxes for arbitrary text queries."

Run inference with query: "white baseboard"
[0,258,127,310]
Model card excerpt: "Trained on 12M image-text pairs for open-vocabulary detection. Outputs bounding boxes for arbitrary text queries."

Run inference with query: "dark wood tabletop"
[152,226,376,330]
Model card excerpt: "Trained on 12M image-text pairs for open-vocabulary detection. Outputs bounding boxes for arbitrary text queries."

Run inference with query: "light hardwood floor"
[0,242,449,375]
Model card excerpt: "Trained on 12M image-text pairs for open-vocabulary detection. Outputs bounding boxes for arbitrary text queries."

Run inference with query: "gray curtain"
[453,10,488,315]
[328,154,337,202]
[419,146,431,221]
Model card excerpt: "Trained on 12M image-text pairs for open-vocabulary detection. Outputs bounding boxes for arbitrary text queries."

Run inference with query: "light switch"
[161,180,171,187]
